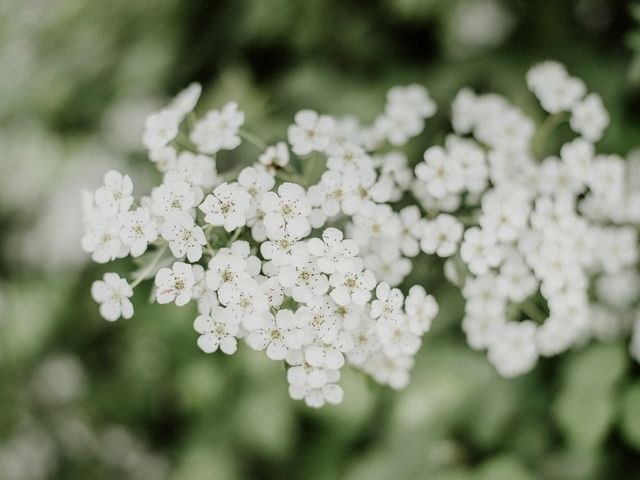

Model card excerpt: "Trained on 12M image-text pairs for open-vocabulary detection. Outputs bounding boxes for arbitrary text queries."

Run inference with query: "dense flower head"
[82,63,640,408]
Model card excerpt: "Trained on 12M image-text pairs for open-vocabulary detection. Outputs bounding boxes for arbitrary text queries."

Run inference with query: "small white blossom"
[307,227,359,274]
[247,309,305,360]
[278,257,329,303]
[419,214,463,257]
[168,82,202,118]
[258,142,290,172]
[261,182,311,239]
[193,307,239,354]
[287,110,335,156]
[91,273,134,321]
[155,262,195,306]
[460,227,503,275]
[287,365,343,408]
[160,211,207,262]
[199,182,251,232]
[570,93,609,143]
[149,146,178,172]
[142,109,180,150]
[190,102,244,154]
[95,170,134,216]
[119,207,158,257]
[150,180,197,218]
[329,259,376,307]
[81,217,125,264]
[415,146,464,199]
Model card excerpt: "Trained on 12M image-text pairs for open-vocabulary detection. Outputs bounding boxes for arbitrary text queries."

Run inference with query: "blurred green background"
[1,0,640,478]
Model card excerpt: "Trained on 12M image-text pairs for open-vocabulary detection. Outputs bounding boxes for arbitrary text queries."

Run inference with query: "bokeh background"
[1,0,640,478]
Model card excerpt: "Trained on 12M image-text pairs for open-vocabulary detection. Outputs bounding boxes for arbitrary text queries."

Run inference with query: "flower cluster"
[83,61,640,405]
[83,83,438,408]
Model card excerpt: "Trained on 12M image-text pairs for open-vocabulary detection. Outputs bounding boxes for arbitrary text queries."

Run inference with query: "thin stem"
[520,299,547,323]
[228,227,243,245]
[239,129,267,151]
[276,170,305,184]
[187,112,197,131]
[130,244,168,288]
[533,112,567,159]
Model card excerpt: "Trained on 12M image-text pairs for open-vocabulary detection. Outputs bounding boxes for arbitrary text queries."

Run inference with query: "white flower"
[560,138,594,186]
[247,309,305,360]
[362,352,413,389]
[190,102,244,154]
[380,85,436,146]
[385,84,436,120]
[150,180,196,218]
[347,318,381,365]
[142,109,180,150]
[377,318,421,358]
[95,170,134,216]
[570,93,609,142]
[526,61,586,113]
[238,166,275,199]
[261,182,311,238]
[451,88,478,134]
[460,227,503,275]
[329,259,376,306]
[296,296,341,340]
[419,214,463,257]
[396,206,422,257]
[168,82,202,118]
[167,151,217,191]
[81,217,124,264]
[91,273,134,321]
[193,307,239,354]
[307,227,358,274]
[462,314,505,350]
[199,182,251,232]
[205,243,257,296]
[404,285,438,335]
[160,211,207,262]
[487,321,539,377]
[370,282,404,322]
[326,143,372,172]
[287,365,343,407]
[278,257,329,303]
[260,231,309,267]
[304,331,351,369]
[287,109,335,156]
[155,262,195,306]
[363,246,412,287]
[415,146,464,199]
[479,187,531,242]
[149,146,178,172]
[119,207,158,257]
[348,203,401,247]
[258,142,290,172]
[223,281,270,331]
[447,135,488,194]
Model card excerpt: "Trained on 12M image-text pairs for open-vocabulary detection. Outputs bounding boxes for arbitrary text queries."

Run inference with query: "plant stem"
[520,299,547,323]
[130,244,168,288]
[228,227,243,245]
[239,129,267,151]
[533,113,566,159]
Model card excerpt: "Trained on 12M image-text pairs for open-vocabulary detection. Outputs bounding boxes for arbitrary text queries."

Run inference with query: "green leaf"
[620,382,640,450]
[553,388,614,451]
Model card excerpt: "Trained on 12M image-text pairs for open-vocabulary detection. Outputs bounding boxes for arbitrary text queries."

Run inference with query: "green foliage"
[1,0,639,479]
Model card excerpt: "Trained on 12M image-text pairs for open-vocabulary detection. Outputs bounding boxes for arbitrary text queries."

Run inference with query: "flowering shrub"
[82,62,640,407]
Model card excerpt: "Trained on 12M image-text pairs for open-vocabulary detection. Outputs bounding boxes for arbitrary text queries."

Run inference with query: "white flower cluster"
[83,62,640,403]
[83,83,438,408]
[448,62,639,377]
